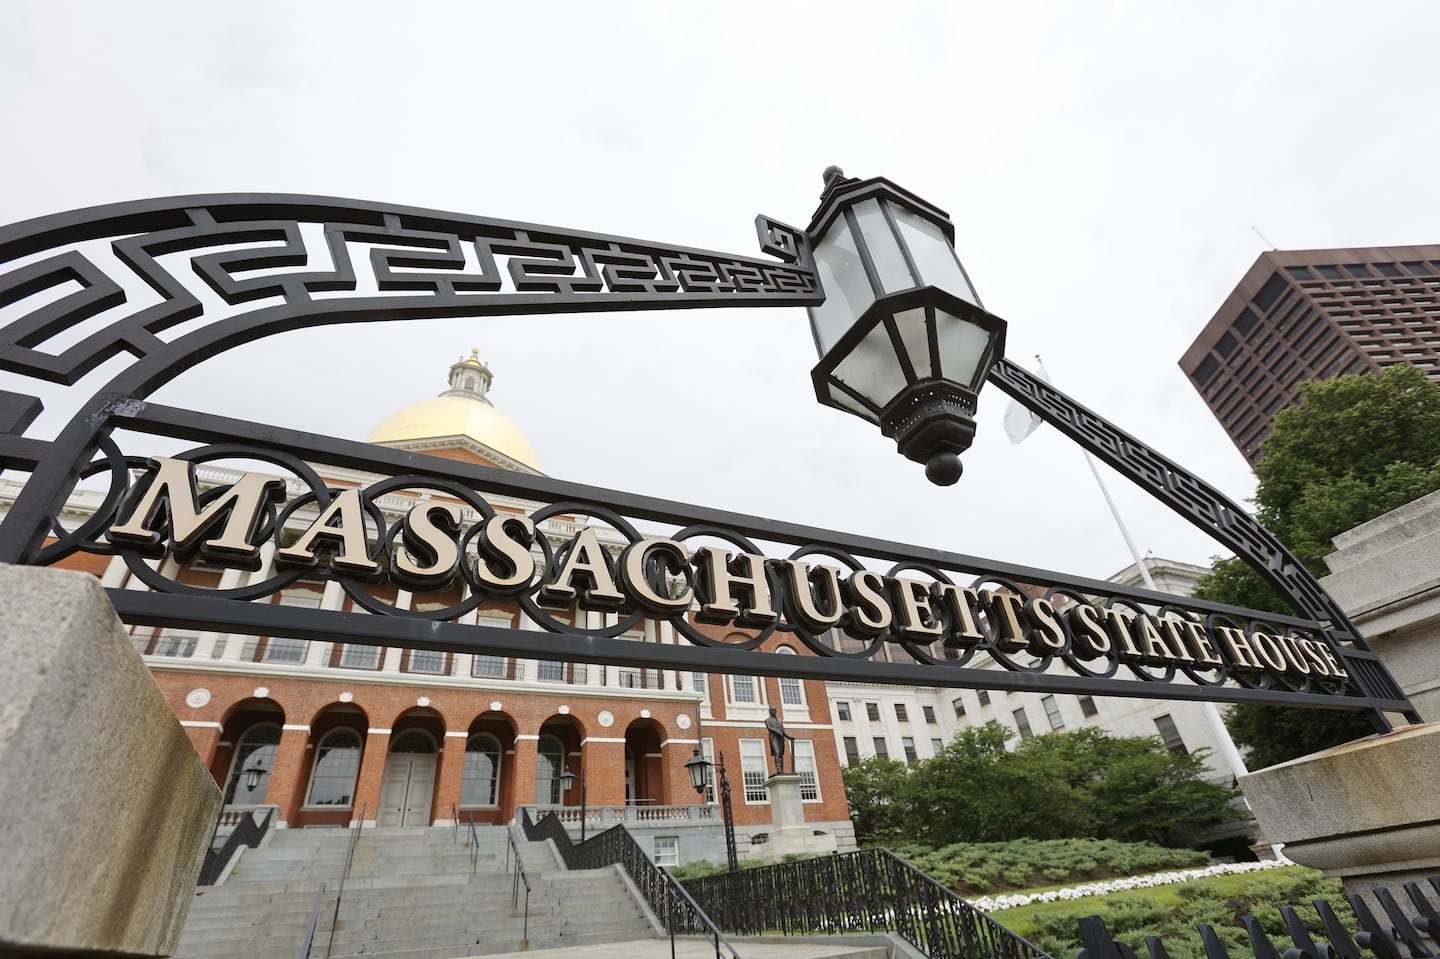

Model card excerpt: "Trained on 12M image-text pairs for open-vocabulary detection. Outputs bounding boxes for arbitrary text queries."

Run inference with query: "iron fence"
[1077,877,1440,959]
[681,847,1050,959]
[522,809,739,959]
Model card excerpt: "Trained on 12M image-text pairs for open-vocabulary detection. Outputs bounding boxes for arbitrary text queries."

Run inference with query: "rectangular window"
[976,690,991,707]
[779,675,804,706]
[472,655,506,678]
[843,736,860,765]
[339,644,380,669]
[894,703,909,723]
[692,672,708,696]
[872,737,889,760]
[1079,695,1099,718]
[408,649,446,674]
[865,702,880,722]
[1013,707,1033,740]
[952,698,966,718]
[537,660,565,683]
[923,705,937,724]
[702,739,716,803]
[264,638,307,663]
[739,739,769,803]
[1042,695,1064,731]
[653,836,679,867]
[732,675,757,704]
[795,740,820,801]
[836,701,851,721]
[1155,714,1188,755]
[619,670,641,688]
[902,737,917,763]
[152,630,197,658]
[931,738,944,753]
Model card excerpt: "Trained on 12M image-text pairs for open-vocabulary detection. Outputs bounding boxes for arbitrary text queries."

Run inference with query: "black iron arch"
[0,193,1418,730]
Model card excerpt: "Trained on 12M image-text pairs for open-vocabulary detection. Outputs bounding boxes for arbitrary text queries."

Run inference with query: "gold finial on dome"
[466,348,482,365]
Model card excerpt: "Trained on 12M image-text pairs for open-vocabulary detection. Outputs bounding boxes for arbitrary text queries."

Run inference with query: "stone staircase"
[172,824,658,959]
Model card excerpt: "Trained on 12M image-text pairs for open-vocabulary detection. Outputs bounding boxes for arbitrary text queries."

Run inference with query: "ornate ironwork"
[682,846,1051,959]
[1073,877,1440,959]
[0,193,1418,725]
[987,358,1417,727]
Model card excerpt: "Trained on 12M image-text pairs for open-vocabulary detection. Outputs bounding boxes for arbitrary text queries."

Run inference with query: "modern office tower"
[1180,246,1440,466]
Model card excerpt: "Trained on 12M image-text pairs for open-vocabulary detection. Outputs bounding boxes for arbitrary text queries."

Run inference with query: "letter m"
[107,455,285,567]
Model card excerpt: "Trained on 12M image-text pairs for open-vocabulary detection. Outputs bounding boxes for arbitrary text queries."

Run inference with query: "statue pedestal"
[0,565,221,958]
[747,773,837,864]
[1239,721,1440,910]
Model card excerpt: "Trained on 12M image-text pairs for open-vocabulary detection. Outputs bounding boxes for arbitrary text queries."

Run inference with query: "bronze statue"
[764,706,796,774]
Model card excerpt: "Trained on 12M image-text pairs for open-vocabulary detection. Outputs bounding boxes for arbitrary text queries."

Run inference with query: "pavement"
[472,936,888,959]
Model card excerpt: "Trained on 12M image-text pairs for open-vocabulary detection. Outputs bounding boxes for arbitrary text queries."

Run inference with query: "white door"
[377,754,438,827]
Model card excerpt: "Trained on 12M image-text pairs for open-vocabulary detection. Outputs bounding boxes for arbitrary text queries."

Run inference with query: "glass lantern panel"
[891,206,979,306]
[822,382,881,424]
[891,306,932,380]
[832,319,910,411]
[934,310,993,387]
[853,199,915,294]
[810,218,876,355]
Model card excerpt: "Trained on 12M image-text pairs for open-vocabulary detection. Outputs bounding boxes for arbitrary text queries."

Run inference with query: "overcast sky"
[4,1,1439,585]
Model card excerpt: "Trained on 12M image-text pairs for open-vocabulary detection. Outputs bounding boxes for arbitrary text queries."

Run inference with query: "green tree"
[840,756,911,846]
[842,722,1238,849]
[1193,365,1440,766]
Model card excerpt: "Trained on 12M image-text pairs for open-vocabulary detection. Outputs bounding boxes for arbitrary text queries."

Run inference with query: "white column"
[381,588,410,673]
[100,555,129,589]
[193,566,246,659]
[223,543,277,661]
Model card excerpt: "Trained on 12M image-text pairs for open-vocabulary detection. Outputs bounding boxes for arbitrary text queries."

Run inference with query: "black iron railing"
[522,809,740,959]
[505,823,533,941]
[199,805,276,885]
[682,847,1050,959]
[1077,877,1440,959]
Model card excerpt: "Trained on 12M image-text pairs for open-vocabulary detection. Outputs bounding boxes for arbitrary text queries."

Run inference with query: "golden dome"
[366,351,541,471]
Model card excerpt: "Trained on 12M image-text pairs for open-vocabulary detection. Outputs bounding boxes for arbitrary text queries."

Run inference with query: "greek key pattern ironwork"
[0,195,819,387]
[986,358,1408,712]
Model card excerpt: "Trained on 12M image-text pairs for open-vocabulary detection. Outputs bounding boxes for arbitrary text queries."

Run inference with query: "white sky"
[4,1,1439,584]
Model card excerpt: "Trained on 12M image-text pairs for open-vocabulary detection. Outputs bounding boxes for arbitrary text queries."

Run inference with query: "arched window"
[390,729,436,753]
[306,728,363,807]
[224,723,281,804]
[775,646,805,707]
[535,735,564,805]
[462,734,502,807]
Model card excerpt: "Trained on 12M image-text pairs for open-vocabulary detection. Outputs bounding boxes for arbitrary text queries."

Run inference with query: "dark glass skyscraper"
[1181,245,1440,466]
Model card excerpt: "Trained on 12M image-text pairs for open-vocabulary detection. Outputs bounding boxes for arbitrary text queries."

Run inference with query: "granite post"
[1239,721,1440,911]
[0,564,222,957]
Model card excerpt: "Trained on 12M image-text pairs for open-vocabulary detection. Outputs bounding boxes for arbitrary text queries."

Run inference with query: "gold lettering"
[618,537,692,614]
[893,578,944,640]
[933,582,985,648]
[845,569,893,637]
[1316,642,1349,678]
[1134,615,1175,663]
[540,527,625,609]
[1067,604,1111,658]
[779,560,845,633]
[107,455,284,566]
[1275,634,1312,675]
[691,546,778,627]
[1099,606,1143,658]
[1025,597,1066,653]
[392,501,462,588]
[1155,617,1196,663]
[1248,630,1289,672]
[1213,625,1263,670]
[981,589,1027,653]
[276,487,380,575]
[1181,619,1225,666]
[475,514,537,593]
[1297,637,1333,677]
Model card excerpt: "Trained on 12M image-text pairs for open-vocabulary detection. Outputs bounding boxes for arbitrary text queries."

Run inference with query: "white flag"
[1003,356,1049,444]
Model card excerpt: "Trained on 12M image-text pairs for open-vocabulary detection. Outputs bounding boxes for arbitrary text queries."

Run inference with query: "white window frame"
[472,654,507,678]
[794,740,821,802]
[461,733,502,808]
[738,738,769,804]
[729,674,759,705]
[339,644,380,669]
[654,836,680,867]
[775,646,805,707]
[1042,695,1065,731]
[701,738,716,804]
[305,727,363,809]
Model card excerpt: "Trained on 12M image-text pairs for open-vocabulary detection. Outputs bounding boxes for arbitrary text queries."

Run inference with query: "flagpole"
[1027,355,1250,779]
